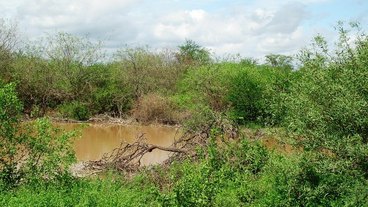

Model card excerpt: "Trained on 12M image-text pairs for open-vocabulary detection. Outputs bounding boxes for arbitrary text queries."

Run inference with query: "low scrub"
[58,101,91,121]
[0,83,76,190]
[131,93,183,124]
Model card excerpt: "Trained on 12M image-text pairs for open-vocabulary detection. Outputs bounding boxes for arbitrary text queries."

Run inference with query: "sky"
[0,0,367,59]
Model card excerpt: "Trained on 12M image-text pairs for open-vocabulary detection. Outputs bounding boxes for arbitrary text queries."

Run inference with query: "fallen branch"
[145,145,187,154]
[83,115,238,174]
[85,133,190,172]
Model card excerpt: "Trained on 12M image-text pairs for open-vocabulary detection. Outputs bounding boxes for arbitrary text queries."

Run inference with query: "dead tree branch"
[83,116,238,174]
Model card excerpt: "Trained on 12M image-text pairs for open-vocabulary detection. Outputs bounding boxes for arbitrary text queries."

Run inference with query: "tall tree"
[177,39,211,66]
[0,19,18,81]
[265,54,293,69]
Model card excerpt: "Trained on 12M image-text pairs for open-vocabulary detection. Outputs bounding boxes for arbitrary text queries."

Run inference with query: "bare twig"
[84,116,238,173]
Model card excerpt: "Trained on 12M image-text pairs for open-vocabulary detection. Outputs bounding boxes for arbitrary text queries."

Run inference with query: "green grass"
[1,137,367,207]
[0,175,161,207]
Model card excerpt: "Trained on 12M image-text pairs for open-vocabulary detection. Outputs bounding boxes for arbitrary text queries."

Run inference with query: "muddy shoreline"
[23,113,182,128]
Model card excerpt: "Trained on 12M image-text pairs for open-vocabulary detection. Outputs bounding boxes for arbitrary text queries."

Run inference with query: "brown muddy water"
[58,123,181,166]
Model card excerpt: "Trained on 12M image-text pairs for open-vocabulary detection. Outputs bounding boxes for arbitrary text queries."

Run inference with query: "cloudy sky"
[1,0,367,58]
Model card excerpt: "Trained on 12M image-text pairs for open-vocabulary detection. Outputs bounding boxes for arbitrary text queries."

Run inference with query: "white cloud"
[0,0,364,59]
[150,2,311,58]
[262,2,307,34]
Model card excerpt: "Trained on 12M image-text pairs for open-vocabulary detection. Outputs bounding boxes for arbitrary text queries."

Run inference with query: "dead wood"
[84,116,238,173]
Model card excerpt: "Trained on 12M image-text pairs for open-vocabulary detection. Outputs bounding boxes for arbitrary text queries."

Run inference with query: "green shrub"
[158,132,271,206]
[181,104,217,132]
[175,64,232,112]
[227,66,268,123]
[0,83,23,188]
[58,101,91,121]
[227,65,292,125]
[90,82,133,117]
[175,62,292,126]
[0,83,76,189]
[177,39,212,66]
[275,22,368,206]
[0,176,161,206]
[286,23,368,138]
[114,46,184,99]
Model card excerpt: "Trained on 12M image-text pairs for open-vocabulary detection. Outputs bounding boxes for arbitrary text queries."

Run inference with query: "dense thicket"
[1,20,368,206]
[0,83,75,190]
[0,21,293,125]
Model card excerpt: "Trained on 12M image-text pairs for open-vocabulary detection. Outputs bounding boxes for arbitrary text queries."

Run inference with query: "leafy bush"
[0,83,23,188]
[58,101,91,121]
[226,66,269,123]
[276,22,368,205]
[20,119,76,185]
[10,32,103,114]
[181,105,217,132]
[177,39,212,66]
[226,65,292,125]
[0,19,18,81]
[0,83,76,189]
[175,64,231,112]
[0,175,161,206]
[89,79,133,117]
[132,93,180,124]
[157,131,271,206]
[114,47,184,99]
[175,62,292,126]
[282,23,368,150]
[251,150,368,206]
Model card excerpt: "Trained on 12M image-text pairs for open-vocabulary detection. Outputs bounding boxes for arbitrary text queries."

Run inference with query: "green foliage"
[1,19,367,207]
[90,81,133,117]
[1,123,367,206]
[0,83,22,125]
[21,119,76,184]
[283,22,368,148]
[182,105,216,132]
[7,34,136,118]
[276,22,368,205]
[0,19,18,81]
[157,137,367,206]
[172,63,234,131]
[156,131,271,206]
[177,39,211,66]
[175,62,292,126]
[254,151,368,206]
[226,65,292,125]
[43,32,104,66]
[58,101,91,121]
[175,63,247,113]
[265,54,293,69]
[0,83,24,188]
[151,119,367,207]
[114,46,184,99]
[240,57,258,66]
[0,83,76,189]
[227,65,269,123]
[0,176,161,207]
[10,32,104,114]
